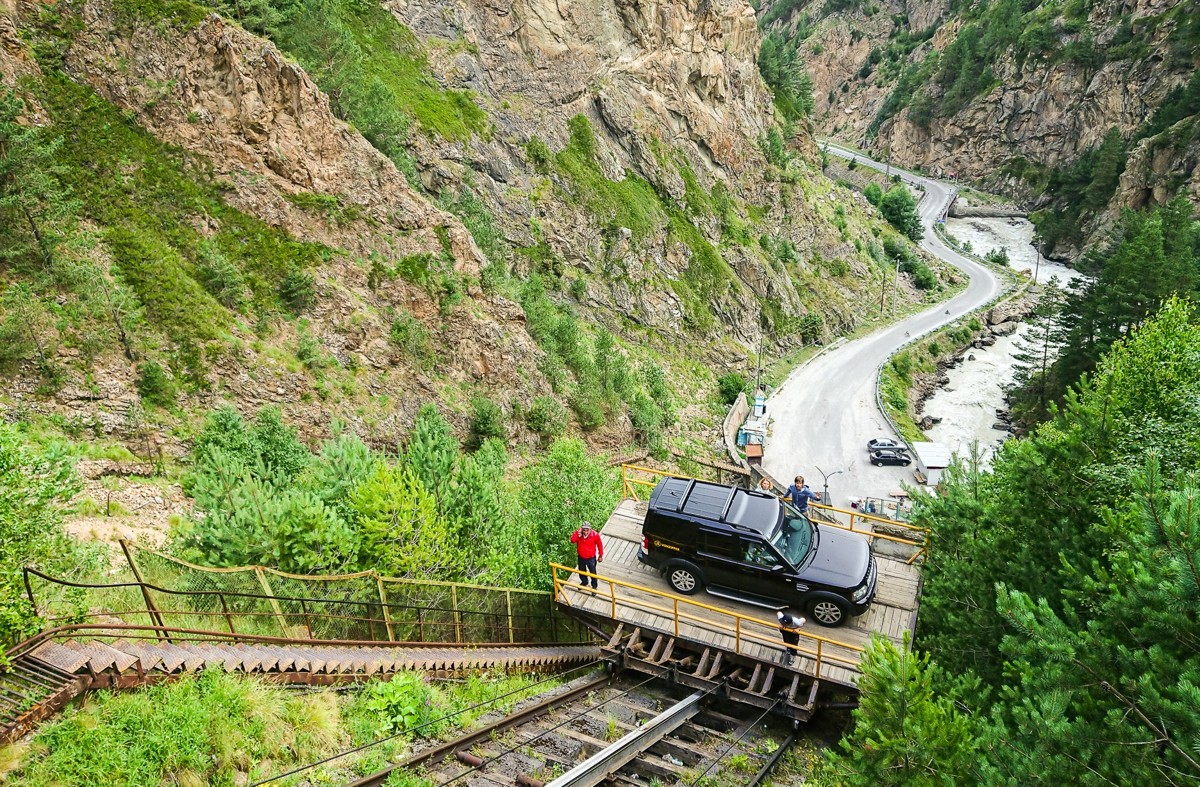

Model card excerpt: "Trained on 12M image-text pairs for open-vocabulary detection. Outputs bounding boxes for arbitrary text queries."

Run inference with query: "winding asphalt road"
[761,145,1005,504]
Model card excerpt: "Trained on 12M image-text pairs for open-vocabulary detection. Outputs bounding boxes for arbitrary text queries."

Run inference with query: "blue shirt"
[785,484,819,512]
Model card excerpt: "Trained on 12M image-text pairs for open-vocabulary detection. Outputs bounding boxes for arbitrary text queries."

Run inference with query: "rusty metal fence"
[24,542,586,646]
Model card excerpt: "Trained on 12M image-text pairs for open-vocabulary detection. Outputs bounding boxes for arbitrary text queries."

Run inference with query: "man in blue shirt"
[784,475,821,514]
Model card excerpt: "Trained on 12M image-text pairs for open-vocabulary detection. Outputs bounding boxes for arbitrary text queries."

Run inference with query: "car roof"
[649,478,779,537]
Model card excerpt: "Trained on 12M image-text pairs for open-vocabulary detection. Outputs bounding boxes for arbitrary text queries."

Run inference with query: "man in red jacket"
[570,521,604,589]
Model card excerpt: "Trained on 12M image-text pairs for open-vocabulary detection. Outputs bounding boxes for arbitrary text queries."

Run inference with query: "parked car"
[867,437,908,453]
[870,449,912,467]
[637,477,877,627]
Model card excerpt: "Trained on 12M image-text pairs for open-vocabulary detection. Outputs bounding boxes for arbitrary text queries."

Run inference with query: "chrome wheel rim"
[670,569,696,592]
[812,600,843,625]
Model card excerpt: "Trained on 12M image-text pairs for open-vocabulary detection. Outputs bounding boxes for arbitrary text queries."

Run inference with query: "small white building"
[910,441,952,488]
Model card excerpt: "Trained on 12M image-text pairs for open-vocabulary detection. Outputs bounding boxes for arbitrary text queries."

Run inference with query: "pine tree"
[0,82,79,270]
[1006,279,1066,423]
[824,635,980,785]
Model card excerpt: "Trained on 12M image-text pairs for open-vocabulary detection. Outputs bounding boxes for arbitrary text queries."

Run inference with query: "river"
[922,217,1081,466]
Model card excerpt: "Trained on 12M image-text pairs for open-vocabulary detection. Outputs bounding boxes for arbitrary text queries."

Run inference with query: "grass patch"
[110,0,208,29]
[336,2,487,143]
[37,74,330,342]
[4,669,563,786]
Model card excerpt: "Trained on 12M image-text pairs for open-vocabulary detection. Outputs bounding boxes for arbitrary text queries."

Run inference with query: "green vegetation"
[1016,198,1199,417]
[176,403,618,591]
[212,0,485,152]
[5,667,559,785]
[517,231,675,445]
[551,115,736,333]
[0,426,104,650]
[0,69,333,389]
[822,298,1200,784]
[877,185,922,241]
[758,31,815,121]
[717,372,751,405]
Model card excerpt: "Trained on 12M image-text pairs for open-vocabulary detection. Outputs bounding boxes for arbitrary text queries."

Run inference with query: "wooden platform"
[557,499,922,689]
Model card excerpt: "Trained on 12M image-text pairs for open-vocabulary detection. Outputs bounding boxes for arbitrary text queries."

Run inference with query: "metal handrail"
[21,567,569,649]
[132,544,549,596]
[808,502,929,564]
[6,622,571,664]
[549,563,864,681]
[620,463,693,499]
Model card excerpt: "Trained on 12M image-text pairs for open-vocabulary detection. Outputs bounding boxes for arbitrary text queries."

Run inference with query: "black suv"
[637,478,877,627]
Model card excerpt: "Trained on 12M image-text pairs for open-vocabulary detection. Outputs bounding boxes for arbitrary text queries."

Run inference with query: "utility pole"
[890,255,901,315]
[755,324,764,394]
[1034,243,1042,284]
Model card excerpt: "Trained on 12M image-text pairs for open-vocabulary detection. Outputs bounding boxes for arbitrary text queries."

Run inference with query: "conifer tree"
[0,82,79,270]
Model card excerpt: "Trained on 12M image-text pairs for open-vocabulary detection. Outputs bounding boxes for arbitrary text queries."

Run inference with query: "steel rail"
[434,672,673,787]
[345,674,615,787]
[748,732,796,786]
[542,690,706,787]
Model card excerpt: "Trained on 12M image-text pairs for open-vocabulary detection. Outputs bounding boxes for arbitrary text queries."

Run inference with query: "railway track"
[349,668,797,787]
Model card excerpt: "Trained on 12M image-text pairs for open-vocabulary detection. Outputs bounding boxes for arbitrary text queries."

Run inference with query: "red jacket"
[571,529,604,560]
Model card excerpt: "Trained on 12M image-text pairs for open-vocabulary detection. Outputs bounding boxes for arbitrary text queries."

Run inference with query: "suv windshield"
[771,501,817,567]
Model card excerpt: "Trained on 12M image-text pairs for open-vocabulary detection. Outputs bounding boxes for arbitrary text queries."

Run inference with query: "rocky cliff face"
[764,0,1199,253]
[0,0,935,450]
[395,0,834,340]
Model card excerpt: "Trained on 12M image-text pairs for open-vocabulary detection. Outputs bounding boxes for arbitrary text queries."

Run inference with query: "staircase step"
[30,642,90,674]
[155,644,191,673]
[63,641,138,674]
[113,642,165,673]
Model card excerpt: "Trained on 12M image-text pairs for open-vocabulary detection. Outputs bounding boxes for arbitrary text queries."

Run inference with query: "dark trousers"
[577,556,598,588]
[780,630,800,657]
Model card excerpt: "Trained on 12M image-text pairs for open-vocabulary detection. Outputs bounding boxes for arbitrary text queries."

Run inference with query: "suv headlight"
[852,583,870,602]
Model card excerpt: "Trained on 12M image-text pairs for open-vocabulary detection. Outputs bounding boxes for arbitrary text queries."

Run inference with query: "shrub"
[984,247,1010,266]
[525,136,553,174]
[468,396,506,448]
[136,360,177,407]
[279,269,316,314]
[717,372,749,404]
[864,181,883,205]
[525,396,567,440]
[569,388,606,433]
[389,310,432,366]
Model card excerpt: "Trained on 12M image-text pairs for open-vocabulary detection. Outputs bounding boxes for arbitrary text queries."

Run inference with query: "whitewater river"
[923,217,1081,466]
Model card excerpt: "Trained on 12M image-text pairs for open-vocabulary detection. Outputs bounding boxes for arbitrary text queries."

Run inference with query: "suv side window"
[742,538,780,567]
[698,529,738,558]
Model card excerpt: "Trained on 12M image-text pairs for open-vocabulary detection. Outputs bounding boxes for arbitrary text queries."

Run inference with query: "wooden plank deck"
[557,499,922,690]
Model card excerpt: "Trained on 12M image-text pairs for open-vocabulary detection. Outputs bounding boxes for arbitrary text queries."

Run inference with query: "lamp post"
[815,466,844,510]
[890,255,901,315]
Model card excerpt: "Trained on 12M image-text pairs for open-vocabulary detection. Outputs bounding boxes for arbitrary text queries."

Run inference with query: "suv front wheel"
[807,595,851,627]
[666,562,703,595]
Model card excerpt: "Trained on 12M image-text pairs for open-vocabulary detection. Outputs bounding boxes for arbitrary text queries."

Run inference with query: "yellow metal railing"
[550,563,864,683]
[620,463,691,499]
[808,502,929,564]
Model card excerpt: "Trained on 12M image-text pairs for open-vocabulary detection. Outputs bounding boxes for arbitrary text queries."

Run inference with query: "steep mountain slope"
[760,0,1199,255]
[0,0,947,451]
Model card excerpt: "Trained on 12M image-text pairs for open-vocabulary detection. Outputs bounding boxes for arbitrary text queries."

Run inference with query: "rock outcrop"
[765,0,1199,255]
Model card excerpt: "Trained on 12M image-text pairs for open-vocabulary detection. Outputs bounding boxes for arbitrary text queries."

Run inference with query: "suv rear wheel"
[666,562,703,595]
[807,595,850,627]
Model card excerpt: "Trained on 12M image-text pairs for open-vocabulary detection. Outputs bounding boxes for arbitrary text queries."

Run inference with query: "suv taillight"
[642,535,649,552]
